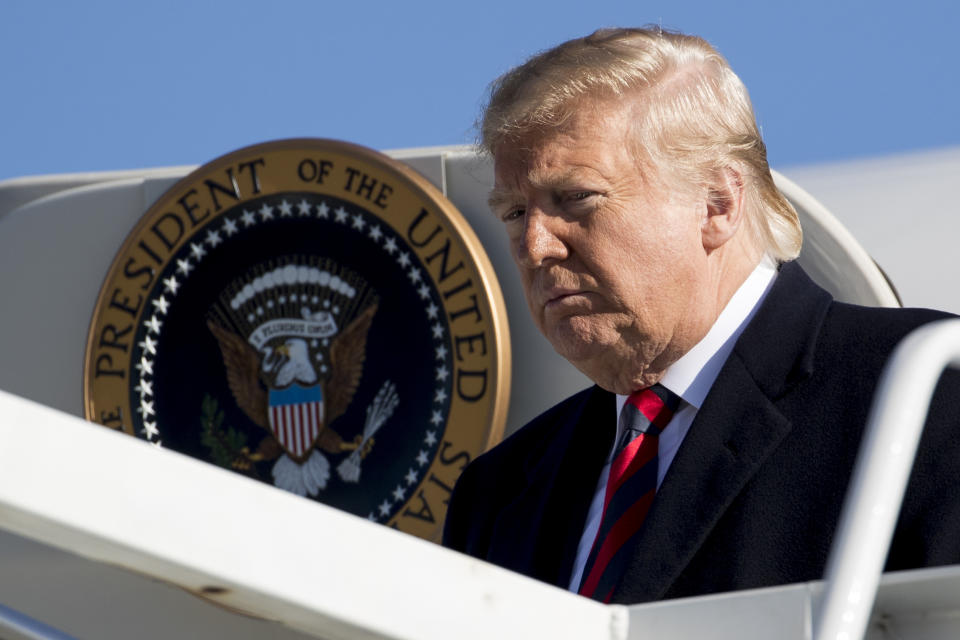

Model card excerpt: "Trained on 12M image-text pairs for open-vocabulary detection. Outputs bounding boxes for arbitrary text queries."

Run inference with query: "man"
[442,27,960,604]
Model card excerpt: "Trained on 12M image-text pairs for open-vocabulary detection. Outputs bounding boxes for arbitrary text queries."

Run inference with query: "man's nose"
[515,208,567,268]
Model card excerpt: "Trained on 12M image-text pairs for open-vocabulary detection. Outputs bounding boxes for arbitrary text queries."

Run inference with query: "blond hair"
[481,27,801,261]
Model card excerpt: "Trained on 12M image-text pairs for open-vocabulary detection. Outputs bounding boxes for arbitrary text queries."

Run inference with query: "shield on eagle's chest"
[268,383,325,461]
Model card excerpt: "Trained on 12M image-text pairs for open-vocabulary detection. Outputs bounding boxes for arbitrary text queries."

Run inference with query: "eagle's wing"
[207,321,269,429]
[326,304,378,425]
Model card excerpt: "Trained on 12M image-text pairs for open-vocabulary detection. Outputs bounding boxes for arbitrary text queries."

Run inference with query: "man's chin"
[545,324,658,391]
[546,330,613,373]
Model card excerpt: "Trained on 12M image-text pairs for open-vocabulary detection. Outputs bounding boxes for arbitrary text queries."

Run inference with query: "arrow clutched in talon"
[336,381,398,483]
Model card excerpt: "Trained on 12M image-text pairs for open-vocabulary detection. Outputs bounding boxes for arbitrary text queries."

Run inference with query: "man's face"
[490,98,715,393]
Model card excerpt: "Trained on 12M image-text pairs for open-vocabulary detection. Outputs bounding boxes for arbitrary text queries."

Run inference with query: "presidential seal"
[84,139,510,540]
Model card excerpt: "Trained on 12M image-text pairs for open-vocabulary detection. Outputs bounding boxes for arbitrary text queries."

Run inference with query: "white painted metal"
[0,389,623,640]
[867,564,960,639]
[773,172,900,308]
[626,581,814,640]
[784,146,960,314]
[623,564,960,640]
[814,319,960,640]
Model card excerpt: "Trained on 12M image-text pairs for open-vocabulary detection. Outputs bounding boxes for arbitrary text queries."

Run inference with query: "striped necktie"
[578,383,682,602]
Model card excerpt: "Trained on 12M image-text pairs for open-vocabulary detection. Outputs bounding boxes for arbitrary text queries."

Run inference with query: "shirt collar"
[616,256,778,415]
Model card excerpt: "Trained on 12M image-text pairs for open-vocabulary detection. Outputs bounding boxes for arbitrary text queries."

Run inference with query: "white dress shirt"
[567,257,778,591]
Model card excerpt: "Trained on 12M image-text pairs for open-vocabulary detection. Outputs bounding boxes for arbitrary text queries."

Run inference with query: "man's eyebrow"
[487,188,518,212]
[529,168,591,189]
[487,170,596,211]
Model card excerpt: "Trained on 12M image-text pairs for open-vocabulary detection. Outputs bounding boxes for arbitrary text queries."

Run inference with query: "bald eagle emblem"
[206,260,398,497]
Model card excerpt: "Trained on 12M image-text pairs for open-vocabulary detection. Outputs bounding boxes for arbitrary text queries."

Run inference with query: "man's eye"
[502,207,525,222]
[569,191,595,202]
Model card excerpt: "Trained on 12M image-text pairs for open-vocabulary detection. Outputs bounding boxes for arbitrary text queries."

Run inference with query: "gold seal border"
[82,138,512,539]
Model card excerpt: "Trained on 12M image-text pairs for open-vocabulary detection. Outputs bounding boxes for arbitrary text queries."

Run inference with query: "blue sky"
[2,0,958,182]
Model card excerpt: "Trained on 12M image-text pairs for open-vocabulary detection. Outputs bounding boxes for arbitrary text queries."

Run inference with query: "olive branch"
[200,393,249,471]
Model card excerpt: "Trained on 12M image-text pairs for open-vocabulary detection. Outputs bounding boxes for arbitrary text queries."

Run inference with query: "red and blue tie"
[578,384,681,602]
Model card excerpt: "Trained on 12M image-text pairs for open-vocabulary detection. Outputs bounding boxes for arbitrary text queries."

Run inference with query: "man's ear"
[701,165,745,252]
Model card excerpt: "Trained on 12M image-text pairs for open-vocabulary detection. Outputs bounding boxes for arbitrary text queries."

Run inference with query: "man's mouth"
[543,288,589,309]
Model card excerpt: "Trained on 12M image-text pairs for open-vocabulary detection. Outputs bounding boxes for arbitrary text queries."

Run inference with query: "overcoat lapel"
[611,358,792,603]
[611,261,833,603]
[487,385,616,587]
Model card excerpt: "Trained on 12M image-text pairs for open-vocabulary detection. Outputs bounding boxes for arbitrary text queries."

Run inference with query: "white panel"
[784,147,960,313]
[0,529,316,640]
[777,171,899,307]
[0,390,621,640]
[384,145,449,194]
[0,179,151,415]
[627,583,812,640]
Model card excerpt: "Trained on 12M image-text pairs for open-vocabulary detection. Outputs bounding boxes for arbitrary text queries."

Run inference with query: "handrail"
[814,318,960,640]
[0,602,77,640]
